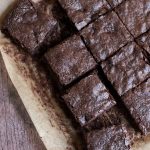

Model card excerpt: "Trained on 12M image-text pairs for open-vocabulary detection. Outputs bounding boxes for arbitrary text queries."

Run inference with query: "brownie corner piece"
[1,0,74,56]
[58,0,111,30]
[45,34,96,86]
[86,125,131,150]
[122,78,150,135]
[115,0,150,37]
[62,72,116,126]
[81,11,132,62]
[102,42,150,96]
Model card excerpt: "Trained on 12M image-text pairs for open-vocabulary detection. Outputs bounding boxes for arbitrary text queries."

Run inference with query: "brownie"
[86,106,124,130]
[86,125,131,150]
[136,30,150,54]
[1,0,73,56]
[58,0,111,30]
[81,11,132,62]
[102,42,150,96]
[122,79,150,135]
[45,34,96,86]
[115,0,150,37]
[107,0,124,8]
[62,73,116,126]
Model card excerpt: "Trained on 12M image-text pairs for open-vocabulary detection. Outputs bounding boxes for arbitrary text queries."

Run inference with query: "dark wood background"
[0,53,46,150]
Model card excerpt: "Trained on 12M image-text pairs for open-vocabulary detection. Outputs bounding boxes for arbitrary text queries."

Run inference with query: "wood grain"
[0,53,46,150]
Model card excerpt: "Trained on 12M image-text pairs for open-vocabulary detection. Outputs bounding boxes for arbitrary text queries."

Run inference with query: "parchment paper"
[0,0,150,150]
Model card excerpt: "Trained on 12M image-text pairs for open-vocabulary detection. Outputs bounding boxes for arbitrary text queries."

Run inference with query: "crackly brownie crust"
[63,73,116,126]
[86,106,124,130]
[86,125,131,150]
[1,0,73,56]
[107,0,124,8]
[58,0,111,30]
[81,11,132,62]
[115,0,150,37]
[45,34,96,86]
[122,78,150,135]
[102,42,150,96]
[136,30,150,54]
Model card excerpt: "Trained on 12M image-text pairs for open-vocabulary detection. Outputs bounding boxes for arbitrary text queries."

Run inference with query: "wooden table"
[0,54,46,150]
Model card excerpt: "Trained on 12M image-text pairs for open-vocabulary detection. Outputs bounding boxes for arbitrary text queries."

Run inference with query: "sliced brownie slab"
[102,42,150,96]
[62,72,116,126]
[58,0,111,30]
[1,0,73,56]
[81,11,132,62]
[45,34,96,86]
[122,78,150,135]
[115,0,150,37]
[86,125,131,150]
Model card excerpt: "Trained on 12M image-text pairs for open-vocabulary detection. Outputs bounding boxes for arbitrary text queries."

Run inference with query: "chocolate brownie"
[58,0,111,30]
[102,42,150,96]
[45,34,96,86]
[86,125,131,150]
[107,0,124,8]
[1,0,73,56]
[122,78,150,135]
[136,30,150,54]
[115,0,150,37]
[81,11,132,62]
[63,73,116,126]
[86,106,124,130]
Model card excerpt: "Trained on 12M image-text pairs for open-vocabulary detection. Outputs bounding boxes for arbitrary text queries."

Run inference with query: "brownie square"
[45,34,96,86]
[122,79,150,135]
[115,0,150,37]
[102,42,150,96]
[86,125,131,150]
[58,0,111,30]
[1,0,73,56]
[81,11,132,62]
[62,73,116,126]
[136,30,150,54]
[107,0,124,8]
[86,106,124,130]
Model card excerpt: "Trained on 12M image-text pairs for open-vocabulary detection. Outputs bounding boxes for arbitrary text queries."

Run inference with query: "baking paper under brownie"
[122,78,150,135]
[115,0,150,37]
[86,125,131,150]
[81,11,132,62]
[45,34,96,86]
[102,42,150,96]
[63,73,116,126]
[58,0,111,30]
[1,0,73,56]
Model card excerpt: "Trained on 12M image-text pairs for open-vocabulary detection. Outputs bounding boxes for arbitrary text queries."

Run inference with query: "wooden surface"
[0,53,46,150]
